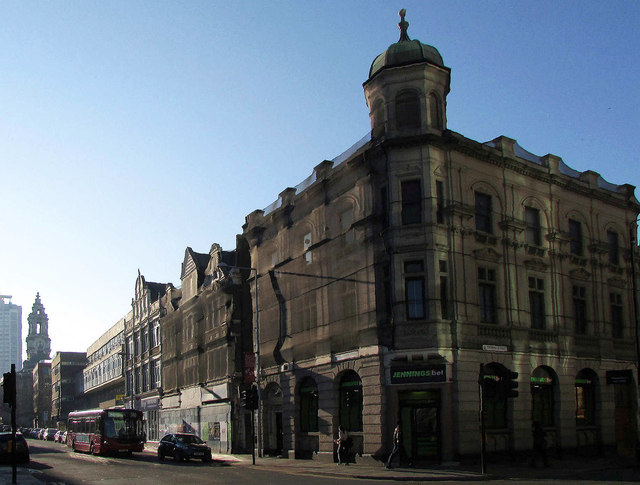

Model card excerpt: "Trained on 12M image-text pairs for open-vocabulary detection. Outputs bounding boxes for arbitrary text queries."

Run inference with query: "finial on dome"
[398,8,410,42]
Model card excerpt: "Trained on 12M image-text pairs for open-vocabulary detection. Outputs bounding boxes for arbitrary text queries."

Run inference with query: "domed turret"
[368,9,444,80]
[364,10,450,139]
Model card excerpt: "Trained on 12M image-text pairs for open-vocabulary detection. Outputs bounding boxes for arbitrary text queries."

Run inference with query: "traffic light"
[479,364,498,399]
[2,372,15,406]
[240,388,248,408]
[503,369,519,399]
[246,387,258,410]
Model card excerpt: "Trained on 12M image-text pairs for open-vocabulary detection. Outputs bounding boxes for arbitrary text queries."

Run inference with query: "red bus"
[67,408,145,455]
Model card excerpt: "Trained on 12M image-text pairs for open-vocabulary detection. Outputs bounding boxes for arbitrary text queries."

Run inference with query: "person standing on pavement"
[530,421,548,468]
[386,421,402,469]
[336,425,349,465]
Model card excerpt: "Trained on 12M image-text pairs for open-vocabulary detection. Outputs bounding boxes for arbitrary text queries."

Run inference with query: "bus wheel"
[89,442,94,454]
[72,440,77,452]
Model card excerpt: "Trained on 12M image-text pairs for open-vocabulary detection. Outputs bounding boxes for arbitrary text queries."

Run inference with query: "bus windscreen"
[103,411,144,441]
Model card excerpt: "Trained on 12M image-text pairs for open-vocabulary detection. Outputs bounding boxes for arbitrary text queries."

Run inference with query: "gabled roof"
[181,247,211,280]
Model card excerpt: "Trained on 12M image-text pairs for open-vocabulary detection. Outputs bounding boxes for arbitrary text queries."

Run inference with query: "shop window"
[339,371,363,432]
[299,377,318,432]
[575,370,596,426]
[525,206,541,246]
[573,286,587,335]
[529,277,546,329]
[569,219,583,256]
[478,267,497,323]
[531,367,555,427]
[474,192,493,234]
[401,180,422,225]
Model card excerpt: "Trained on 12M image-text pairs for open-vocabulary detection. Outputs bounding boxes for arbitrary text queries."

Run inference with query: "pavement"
[141,441,640,482]
[1,441,638,484]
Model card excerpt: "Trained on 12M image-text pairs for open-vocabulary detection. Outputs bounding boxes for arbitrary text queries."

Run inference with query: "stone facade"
[124,271,172,441]
[159,238,254,454]
[242,12,640,463]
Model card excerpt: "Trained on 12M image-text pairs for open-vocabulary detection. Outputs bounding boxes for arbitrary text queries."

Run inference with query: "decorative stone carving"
[473,247,502,262]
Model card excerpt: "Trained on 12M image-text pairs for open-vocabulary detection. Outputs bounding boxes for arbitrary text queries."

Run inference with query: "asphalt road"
[6,439,640,485]
[15,440,397,485]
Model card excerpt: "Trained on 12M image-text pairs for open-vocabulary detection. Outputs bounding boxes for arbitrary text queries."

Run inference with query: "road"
[5,439,640,485]
[13,440,400,485]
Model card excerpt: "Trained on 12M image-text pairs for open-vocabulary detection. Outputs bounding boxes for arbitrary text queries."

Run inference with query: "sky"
[1,1,639,364]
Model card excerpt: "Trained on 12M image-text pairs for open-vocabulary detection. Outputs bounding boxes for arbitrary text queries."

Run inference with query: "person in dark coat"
[530,421,548,467]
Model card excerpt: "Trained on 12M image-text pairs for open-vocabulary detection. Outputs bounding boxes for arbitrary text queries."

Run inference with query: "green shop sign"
[390,364,446,384]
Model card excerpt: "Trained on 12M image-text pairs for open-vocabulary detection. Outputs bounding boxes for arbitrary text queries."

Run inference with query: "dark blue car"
[157,433,211,463]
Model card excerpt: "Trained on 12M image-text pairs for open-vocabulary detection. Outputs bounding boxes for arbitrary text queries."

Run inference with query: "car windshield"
[176,435,204,445]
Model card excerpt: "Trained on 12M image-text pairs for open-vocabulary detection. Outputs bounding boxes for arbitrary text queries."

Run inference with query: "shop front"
[389,362,446,463]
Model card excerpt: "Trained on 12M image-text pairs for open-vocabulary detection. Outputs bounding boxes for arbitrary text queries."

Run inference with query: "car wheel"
[203,455,211,463]
[158,451,165,461]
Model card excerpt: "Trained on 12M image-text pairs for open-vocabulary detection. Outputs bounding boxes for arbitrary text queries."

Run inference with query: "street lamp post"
[229,265,262,460]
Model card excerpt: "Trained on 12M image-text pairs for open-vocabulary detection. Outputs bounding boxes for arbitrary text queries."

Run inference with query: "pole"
[251,409,256,465]
[629,222,640,462]
[254,270,262,458]
[11,364,17,484]
[479,363,486,475]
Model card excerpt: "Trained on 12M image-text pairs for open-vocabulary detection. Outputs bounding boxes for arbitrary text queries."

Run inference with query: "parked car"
[44,428,58,441]
[38,429,46,440]
[157,433,211,462]
[54,430,65,443]
[60,431,67,444]
[0,432,29,464]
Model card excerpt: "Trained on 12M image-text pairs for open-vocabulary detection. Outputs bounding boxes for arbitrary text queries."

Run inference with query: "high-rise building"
[0,295,22,373]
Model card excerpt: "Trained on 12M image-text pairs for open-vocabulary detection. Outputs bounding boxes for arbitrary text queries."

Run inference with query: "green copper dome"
[369,9,444,79]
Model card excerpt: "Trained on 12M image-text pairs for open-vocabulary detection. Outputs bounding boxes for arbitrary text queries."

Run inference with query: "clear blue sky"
[2,1,639,361]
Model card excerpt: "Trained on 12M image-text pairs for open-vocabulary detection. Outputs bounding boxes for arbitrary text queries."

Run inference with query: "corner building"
[243,12,640,462]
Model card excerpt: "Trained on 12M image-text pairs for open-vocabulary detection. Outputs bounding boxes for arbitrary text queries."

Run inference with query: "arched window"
[481,363,508,429]
[395,90,421,129]
[339,371,363,432]
[531,367,555,427]
[428,93,442,130]
[299,377,318,432]
[575,369,597,426]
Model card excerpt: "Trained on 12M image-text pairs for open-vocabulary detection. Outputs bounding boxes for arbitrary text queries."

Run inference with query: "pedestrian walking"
[386,421,402,469]
[530,421,548,468]
[336,425,349,465]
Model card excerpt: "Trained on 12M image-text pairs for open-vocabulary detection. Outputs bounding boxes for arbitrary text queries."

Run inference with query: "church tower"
[363,9,450,139]
[23,292,51,372]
